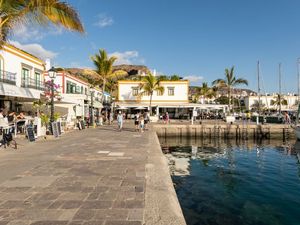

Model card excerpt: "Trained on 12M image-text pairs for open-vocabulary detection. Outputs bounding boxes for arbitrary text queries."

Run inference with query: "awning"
[92,101,103,109]
[0,83,42,99]
[115,102,227,110]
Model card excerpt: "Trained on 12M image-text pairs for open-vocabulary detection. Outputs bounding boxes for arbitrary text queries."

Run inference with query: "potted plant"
[40,114,49,136]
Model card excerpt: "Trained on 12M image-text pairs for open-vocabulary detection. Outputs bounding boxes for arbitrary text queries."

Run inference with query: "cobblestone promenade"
[0,126,149,225]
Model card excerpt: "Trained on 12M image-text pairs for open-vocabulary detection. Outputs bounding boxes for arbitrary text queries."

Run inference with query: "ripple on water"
[168,142,300,225]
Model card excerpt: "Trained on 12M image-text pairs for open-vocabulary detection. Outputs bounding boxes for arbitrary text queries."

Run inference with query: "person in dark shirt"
[7,111,16,123]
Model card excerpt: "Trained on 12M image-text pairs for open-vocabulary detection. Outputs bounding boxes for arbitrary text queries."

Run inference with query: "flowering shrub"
[44,80,62,100]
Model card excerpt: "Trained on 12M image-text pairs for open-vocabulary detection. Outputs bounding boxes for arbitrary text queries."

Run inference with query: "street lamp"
[48,66,57,123]
[90,87,95,127]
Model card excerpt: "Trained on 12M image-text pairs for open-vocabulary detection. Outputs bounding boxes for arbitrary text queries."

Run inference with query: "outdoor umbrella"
[135,106,147,110]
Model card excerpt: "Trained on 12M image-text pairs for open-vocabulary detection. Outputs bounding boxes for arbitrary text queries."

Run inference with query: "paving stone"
[7,221,30,225]
[81,201,112,209]
[104,221,142,225]
[108,152,124,157]
[47,200,64,209]
[0,201,28,209]
[82,221,104,225]
[86,193,100,201]
[128,209,143,221]
[19,209,63,220]
[127,200,144,209]
[97,151,110,154]
[30,221,68,225]
[58,193,88,201]
[67,221,83,225]
[73,209,95,220]
[1,176,58,188]
[60,201,82,209]
[58,209,78,221]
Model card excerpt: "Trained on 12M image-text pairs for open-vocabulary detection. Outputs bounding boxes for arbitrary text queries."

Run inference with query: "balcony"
[0,70,17,85]
[21,78,45,91]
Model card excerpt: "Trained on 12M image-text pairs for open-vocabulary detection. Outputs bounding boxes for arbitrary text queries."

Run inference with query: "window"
[157,90,163,96]
[132,87,139,96]
[35,72,41,87]
[81,86,83,94]
[22,68,29,86]
[168,87,175,96]
[143,91,150,96]
[66,81,76,94]
[76,86,81,93]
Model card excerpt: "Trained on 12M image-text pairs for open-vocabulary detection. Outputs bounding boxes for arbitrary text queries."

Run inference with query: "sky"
[9,0,300,93]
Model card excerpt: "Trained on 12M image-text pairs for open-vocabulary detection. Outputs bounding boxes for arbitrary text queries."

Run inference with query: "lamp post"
[90,87,94,127]
[48,67,57,123]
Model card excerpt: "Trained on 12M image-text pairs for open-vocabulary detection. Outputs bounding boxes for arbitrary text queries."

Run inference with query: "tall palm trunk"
[149,92,153,116]
[102,78,106,103]
[228,86,231,113]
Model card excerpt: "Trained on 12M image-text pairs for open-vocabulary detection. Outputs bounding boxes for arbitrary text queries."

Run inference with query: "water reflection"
[160,137,300,225]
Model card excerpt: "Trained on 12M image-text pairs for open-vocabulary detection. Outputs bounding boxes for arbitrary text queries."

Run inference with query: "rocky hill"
[189,86,256,96]
[63,65,150,84]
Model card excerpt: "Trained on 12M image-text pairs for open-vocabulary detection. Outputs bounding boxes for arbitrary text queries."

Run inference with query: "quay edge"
[152,124,295,140]
[144,131,187,225]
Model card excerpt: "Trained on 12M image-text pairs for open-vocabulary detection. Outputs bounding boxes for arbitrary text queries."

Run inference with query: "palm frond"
[0,0,84,45]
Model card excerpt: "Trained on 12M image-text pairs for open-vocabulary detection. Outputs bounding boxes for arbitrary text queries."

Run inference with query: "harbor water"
[159,137,300,225]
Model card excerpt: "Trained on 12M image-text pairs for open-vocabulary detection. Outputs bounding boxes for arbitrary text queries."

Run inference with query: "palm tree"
[271,94,287,110]
[170,74,181,81]
[0,0,84,45]
[139,73,164,115]
[195,82,216,103]
[91,49,126,101]
[212,66,248,113]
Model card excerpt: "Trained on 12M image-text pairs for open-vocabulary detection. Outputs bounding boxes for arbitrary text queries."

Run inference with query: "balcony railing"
[0,70,17,85]
[21,78,45,91]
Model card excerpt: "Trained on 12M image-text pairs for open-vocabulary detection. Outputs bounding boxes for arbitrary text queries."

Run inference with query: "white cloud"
[109,51,145,65]
[12,23,64,42]
[183,75,203,84]
[94,14,114,28]
[10,40,58,60]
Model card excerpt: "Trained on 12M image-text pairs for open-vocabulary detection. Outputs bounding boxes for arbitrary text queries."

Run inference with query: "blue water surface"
[161,139,300,225]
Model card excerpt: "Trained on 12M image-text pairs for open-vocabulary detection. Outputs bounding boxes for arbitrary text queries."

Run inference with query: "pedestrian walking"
[284,112,291,124]
[139,115,144,132]
[134,112,140,131]
[165,112,170,124]
[99,114,103,126]
[117,111,123,131]
[109,112,114,125]
[144,111,150,130]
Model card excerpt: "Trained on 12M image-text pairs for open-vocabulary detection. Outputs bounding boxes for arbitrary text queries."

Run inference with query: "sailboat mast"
[279,63,282,114]
[297,58,300,103]
[257,61,261,114]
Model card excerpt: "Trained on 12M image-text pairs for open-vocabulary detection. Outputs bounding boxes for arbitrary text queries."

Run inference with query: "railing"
[21,78,45,91]
[0,70,17,85]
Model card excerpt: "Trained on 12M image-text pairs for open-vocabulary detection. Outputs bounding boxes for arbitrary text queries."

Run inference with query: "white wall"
[118,81,189,102]
[0,44,44,87]
[245,95,298,110]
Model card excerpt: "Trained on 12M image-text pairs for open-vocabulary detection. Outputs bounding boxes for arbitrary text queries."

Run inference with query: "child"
[139,115,144,132]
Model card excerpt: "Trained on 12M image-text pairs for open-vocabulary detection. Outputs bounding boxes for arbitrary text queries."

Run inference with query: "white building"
[244,94,298,111]
[117,80,227,119]
[44,70,103,123]
[0,43,45,112]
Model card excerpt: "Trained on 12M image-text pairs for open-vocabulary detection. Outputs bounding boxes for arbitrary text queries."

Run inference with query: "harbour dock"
[152,122,295,140]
